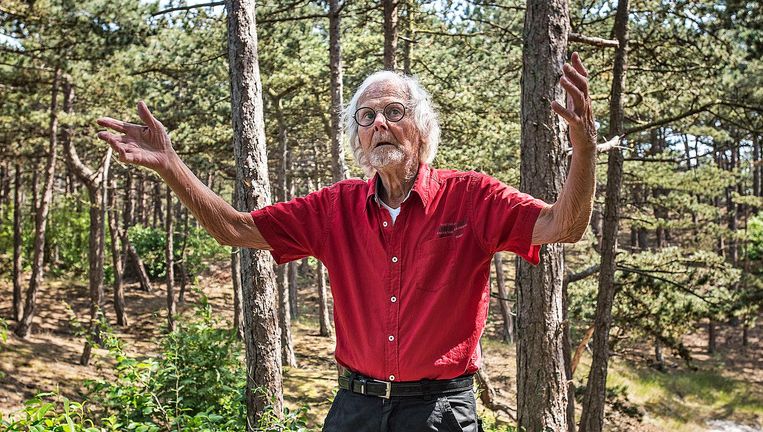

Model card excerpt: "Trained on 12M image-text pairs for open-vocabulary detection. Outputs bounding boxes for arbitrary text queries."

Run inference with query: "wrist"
[157,150,182,179]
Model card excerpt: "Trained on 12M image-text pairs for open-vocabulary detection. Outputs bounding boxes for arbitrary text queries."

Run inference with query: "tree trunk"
[177,203,190,305]
[15,68,61,339]
[317,260,333,337]
[226,0,283,424]
[493,253,514,343]
[166,185,176,333]
[402,0,414,74]
[580,1,629,430]
[516,1,569,428]
[80,157,110,366]
[278,264,297,367]
[108,179,128,327]
[329,0,349,182]
[753,134,761,197]
[383,0,399,70]
[56,78,111,365]
[562,278,575,432]
[125,236,153,292]
[136,172,146,225]
[152,181,162,228]
[288,261,298,319]
[233,247,245,339]
[124,172,135,228]
[12,163,24,322]
[708,320,717,353]
[232,188,245,340]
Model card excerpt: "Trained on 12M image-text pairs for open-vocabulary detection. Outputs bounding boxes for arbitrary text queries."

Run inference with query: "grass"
[603,358,763,431]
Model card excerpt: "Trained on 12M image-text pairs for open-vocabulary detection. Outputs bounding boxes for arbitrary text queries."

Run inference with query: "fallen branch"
[475,368,516,421]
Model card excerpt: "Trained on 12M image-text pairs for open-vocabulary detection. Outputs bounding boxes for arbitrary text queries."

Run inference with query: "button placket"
[385,213,403,383]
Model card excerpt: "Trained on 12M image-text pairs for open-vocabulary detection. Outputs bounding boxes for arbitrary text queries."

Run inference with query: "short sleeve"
[470,174,547,265]
[250,186,334,264]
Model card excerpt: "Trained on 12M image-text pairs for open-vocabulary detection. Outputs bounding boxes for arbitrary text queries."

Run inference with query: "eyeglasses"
[353,102,406,127]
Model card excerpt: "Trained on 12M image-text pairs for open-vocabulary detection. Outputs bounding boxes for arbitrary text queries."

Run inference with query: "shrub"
[126,224,228,281]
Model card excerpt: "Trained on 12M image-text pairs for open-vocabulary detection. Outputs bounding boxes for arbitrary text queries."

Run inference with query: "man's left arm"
[532,52,598,245]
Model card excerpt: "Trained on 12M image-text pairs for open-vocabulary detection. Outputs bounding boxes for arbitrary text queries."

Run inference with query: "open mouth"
[374,142,395,148]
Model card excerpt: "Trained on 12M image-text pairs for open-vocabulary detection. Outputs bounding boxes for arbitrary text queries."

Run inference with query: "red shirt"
[251,164,546,382]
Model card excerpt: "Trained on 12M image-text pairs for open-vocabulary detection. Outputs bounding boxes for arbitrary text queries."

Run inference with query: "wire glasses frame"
[353,102,406,127]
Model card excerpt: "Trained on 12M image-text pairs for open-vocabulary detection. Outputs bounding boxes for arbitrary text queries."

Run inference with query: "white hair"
[343,71,441,176]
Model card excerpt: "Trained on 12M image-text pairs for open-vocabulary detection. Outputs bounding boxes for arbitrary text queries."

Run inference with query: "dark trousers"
[321,387,480,432]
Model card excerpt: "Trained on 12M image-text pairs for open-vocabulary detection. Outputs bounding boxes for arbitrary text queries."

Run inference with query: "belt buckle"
[380,379,391,399]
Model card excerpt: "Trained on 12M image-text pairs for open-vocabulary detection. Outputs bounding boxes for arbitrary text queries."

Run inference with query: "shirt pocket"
[413,236,459,292]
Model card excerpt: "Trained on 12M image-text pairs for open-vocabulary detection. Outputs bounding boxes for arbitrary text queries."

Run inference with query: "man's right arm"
[157,153,271,250]
[96,101,270,250]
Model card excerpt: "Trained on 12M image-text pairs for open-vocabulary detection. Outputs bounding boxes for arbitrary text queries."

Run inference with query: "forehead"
[358,80,408,107]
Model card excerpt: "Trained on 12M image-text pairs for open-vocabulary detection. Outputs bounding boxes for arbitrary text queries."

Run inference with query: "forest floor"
[1,262,762,431]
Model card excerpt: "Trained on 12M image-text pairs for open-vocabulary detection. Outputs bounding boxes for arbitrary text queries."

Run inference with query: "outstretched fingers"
[552,100,577,124]
[137,101,164,133]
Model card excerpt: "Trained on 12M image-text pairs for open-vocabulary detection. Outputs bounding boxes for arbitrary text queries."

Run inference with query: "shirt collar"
[365,163,440,212]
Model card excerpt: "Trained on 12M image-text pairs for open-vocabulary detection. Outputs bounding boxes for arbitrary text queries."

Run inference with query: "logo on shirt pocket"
[436,221,467,238]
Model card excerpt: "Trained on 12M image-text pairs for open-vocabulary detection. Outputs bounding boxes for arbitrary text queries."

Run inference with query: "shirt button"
[391,296,397,303]
[388,335,394,341]
[389,375,395,381]
[383,221,388,227]
[391,256,398,263]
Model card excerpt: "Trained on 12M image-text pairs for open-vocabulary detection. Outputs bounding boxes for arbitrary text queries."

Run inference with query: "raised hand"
[551,52,597,152]
[96,101,176,173]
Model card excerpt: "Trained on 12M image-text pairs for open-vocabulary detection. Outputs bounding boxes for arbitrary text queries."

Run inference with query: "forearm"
[156,153,269,249]
[532,147,596,244]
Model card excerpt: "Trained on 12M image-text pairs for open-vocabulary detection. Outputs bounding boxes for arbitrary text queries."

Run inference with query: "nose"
[373,111,388,132]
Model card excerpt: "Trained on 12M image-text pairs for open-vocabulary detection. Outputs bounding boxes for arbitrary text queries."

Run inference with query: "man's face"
[356,80,421,173]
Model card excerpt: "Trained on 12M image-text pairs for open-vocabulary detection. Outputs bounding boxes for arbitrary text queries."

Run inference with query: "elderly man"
[97,52,596,432]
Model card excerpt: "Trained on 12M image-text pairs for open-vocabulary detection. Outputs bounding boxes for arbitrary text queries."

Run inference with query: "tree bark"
[152,181,162,228]
[402,0,413,74]
[80,150,111,366]
[288,261,298,319]
[15,68,61,339]
[226,0,283,424]
[383,0,399,70]
[580,1,629,430]
[166,185,176,332]
[177,203,190,305]
[232,248,245,338]
[271,92,297,367]
[493,253,514,343]
[317,260,333,337]
[329,0,349,182]
[55,78,111,364]
[279,263,297,367]
[125,236,153,292]
[108,179,128,327]
[753,135,761,197]
[232,188,245,340]
[12,163,24,322]
[516,1,569,429]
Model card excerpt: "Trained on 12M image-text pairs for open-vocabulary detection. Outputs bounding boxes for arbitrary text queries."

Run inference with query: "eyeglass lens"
[354,102,406,127]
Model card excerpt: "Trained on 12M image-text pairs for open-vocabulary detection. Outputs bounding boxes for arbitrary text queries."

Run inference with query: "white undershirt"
[379,200,401,224]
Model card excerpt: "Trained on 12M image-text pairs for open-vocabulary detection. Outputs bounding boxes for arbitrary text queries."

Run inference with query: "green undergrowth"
[1,295,309,432]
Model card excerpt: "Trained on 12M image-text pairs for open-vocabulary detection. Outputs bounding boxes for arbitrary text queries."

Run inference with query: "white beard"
[368,145,406,169]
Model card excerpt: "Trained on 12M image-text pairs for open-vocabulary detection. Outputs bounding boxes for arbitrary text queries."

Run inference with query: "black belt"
[338,371,474,399]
